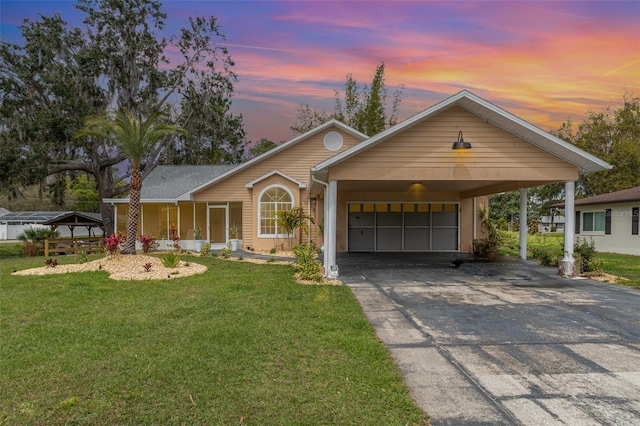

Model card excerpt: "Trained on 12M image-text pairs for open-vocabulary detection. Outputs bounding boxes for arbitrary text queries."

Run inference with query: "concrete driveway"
[338,253,640,425]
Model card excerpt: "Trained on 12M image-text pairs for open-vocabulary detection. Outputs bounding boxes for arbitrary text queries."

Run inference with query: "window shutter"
[575,211,580,234]
[633,207,639,235]
[605,209,612,235]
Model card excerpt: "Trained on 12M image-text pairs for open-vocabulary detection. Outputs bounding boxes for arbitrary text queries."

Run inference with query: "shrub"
[76,249,89,264]
[200,242,211,256]
[22,241,39,257]
[473,205,500,260]
[104,233,125,256]
[219,242,232,259]
[530,246,562,266]
[160,251,181,268]
[574,238,598,272]
[138,234,157,254]
[17,227,60,256]
[293,243,323,283]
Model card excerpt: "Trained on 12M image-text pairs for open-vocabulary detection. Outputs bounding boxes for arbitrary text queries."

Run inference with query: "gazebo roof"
[42,211,103,228]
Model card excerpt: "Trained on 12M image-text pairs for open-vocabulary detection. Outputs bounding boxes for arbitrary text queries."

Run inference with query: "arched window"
[259,185,293,237]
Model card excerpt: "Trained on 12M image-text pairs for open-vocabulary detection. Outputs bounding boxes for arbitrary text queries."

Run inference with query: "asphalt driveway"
[338,253,640,425]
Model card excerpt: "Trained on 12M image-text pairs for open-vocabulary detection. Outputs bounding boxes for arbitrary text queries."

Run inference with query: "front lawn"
[0,255,427,425]
[498,231,640,289]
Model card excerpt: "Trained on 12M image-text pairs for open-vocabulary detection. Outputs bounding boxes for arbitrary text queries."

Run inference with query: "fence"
[44,237,104,257]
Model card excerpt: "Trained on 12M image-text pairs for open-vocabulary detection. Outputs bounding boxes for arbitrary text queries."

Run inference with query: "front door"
[208,206,228,244]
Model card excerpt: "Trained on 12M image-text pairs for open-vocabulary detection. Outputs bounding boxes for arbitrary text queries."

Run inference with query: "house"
[556,186,640,255]
[104,90,611,277]
[538,215,565,233]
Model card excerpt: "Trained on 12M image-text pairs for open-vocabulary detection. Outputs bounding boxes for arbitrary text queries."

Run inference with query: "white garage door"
[348,202,459,252]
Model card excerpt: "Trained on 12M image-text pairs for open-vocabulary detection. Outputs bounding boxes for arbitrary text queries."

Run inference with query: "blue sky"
[1,0,639,143]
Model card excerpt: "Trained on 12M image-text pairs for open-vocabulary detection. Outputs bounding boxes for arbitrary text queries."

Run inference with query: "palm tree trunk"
[121,166,142,254]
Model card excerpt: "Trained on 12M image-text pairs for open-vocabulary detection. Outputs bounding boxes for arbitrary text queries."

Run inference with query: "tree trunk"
[96,167,116,236]
[121,166,141,255]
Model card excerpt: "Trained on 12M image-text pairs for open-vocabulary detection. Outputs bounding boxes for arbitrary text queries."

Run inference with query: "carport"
[310,91,611,277]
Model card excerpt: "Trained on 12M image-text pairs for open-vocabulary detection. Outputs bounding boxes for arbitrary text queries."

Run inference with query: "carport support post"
[519,188,528,260]
[560,180,576,277]
[327,179,338,278]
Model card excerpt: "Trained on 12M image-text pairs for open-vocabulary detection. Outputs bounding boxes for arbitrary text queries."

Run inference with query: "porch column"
[519,188,528,260]
[560,180,576,277]
[327,179,338,278]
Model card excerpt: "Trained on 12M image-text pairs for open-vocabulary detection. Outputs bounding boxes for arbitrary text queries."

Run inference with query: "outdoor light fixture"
[451,131,472,150]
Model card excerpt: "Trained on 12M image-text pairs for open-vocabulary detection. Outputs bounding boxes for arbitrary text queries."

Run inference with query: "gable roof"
[183,120,367,198]
[244,170,307,189]
[43,211,103,227]
[311,90,612,174]
[555,186,640,208]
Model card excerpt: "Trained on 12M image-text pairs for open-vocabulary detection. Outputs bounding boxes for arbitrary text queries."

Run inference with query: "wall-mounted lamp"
[452,131,472,150]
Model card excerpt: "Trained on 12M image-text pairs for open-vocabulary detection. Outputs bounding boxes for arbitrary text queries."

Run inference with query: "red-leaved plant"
[105,232,125,256]
[138,234,156,254]
[143,262,153,272]
[44,258,58,268]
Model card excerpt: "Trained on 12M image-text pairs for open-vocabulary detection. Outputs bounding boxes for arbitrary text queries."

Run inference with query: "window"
[632,207,639,235]
[583,211,605,232]
[259,186,293,237]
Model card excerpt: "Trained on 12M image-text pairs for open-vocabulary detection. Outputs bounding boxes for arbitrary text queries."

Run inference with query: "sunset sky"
[1,0,639,144]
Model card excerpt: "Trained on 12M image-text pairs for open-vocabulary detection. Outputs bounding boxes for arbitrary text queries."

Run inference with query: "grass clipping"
[12,254,207,281]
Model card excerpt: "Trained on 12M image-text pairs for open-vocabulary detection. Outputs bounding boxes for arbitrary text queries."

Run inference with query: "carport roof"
[312,90,612,175]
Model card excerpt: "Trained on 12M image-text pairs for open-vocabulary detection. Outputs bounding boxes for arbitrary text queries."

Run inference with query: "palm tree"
[74,109,184,254]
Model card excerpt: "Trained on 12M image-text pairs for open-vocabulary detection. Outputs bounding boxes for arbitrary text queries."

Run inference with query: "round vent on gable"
[323,131,344,151]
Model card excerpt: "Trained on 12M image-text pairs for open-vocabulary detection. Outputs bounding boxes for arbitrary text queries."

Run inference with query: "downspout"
[311,172,330,277]
[307,195,312,244]
[473,197,477,241]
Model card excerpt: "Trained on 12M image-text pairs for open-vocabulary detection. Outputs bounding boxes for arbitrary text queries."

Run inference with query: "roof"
[311,90,612,174]
[0,210,102,225]
[0,211,70,224]
[555,186,640,208]
[43,211,103,227]
[183,120,367,198]
[105,165,237,202]
[105,121,366,203]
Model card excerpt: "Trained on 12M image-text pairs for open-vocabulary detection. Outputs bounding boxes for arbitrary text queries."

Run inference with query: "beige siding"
[329,106,578,183]
[193,127,361,251]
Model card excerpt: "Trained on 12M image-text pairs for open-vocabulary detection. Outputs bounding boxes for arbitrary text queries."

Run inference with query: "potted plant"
[228,223,242,251]
[193,225,205,252]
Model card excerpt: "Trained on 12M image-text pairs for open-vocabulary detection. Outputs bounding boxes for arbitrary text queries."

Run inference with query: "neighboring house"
[105,90,611,276]
[556,186,640,255]
[0,211,101,240]
[538,215,565,233]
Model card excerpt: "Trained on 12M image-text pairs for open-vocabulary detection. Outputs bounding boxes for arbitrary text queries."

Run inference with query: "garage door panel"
[432,211,457,227]
[376,228,402,250]
[405,211,430,226]
[349,228,374,251]
[404,228,430,250]
[377,212,402,226]
[432,228,457,251]
[349,211,374,227]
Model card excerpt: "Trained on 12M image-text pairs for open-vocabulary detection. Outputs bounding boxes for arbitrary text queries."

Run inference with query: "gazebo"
[43,211,105,238]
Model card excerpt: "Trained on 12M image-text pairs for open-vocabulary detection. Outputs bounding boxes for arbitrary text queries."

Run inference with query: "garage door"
[348,202,458,252]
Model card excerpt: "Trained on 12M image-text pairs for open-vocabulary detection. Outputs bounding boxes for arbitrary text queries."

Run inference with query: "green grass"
[597,252,640,289]
[498,231,640,289]
[0,242,23,258]
[0,255,427,425]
